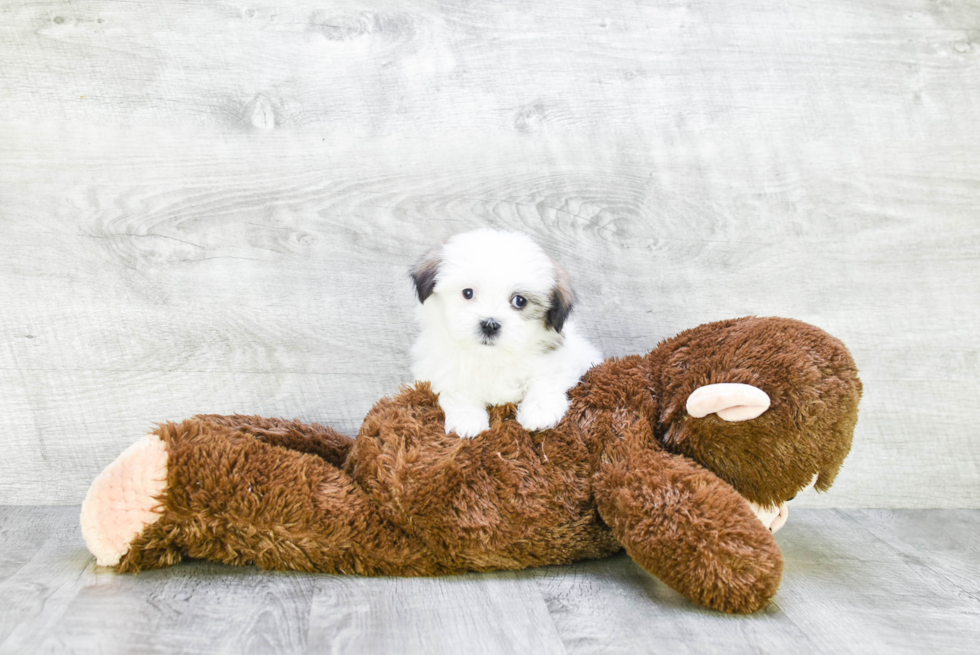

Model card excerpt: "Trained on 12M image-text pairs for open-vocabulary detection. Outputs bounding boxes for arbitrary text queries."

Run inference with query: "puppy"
[409,229,602,438]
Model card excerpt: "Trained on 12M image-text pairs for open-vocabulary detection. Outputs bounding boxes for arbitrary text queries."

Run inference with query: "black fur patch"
[545,280,576,332]
[409,257,440,303]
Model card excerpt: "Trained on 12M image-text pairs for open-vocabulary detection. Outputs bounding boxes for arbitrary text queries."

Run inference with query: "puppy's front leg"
[439,394,490,438]
[517,381,570,432]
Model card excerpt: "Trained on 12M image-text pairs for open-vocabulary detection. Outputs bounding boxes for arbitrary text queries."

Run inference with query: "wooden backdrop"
[1,0,978,507]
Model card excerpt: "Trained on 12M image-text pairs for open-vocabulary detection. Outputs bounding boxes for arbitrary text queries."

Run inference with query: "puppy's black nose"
[480,318,501,337]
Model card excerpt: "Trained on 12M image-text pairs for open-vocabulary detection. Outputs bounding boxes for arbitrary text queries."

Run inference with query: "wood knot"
[244,94,276,130]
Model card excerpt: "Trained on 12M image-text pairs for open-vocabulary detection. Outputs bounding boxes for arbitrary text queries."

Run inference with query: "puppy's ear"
[409,255,441,303]
[546,262,576,332]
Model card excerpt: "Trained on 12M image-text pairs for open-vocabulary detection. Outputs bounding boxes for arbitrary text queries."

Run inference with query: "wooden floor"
[3,0,980,511]
[1,507,977,654]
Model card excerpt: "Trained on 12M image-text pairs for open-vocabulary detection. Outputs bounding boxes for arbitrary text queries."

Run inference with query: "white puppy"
[409,229,602,438]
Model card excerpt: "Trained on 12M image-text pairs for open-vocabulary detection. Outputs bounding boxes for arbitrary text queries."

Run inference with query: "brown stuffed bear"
[80,316,861,614]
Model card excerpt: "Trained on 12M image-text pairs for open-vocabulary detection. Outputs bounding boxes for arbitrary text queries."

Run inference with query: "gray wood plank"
[0,507,90,647]
[23,564,316,655]
[1,0,979,507]
[533,510,980,655]
[307,573,566,655]
[0,507,316,655]
[775,510,980,655]
[1,508,979,654]
[533,554,821,655]
[850,509,980,601]
[2,126,978,507]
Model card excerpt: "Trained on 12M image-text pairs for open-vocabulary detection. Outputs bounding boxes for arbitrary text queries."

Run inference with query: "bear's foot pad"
[80,433,169,566]
[686,383,771,422]
[749,501,789,533]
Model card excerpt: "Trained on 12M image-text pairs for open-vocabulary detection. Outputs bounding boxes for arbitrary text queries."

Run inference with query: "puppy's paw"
[517,392,570,432]
[444,407,491,439]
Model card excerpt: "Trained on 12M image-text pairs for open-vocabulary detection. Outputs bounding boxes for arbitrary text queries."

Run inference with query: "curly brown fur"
[118,417,443,575]
[568,359,784,613]
[96,316,861,615]
[196,414,354,467]
[594,444,783,614]
[346,384,620,572]
[646,317,862,507]
[118,397,622,576]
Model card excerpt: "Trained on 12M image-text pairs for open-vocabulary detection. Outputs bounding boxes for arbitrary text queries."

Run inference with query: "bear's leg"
[594,445,783,614]
[81,417,442,576]
[192,414,354,466]
[80,433,170,567]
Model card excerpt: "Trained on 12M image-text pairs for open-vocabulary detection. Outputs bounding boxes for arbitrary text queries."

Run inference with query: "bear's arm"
[593,442,783,614]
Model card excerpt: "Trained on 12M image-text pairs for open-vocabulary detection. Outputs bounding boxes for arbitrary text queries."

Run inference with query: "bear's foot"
[80,433,169,566]
[748,500,788,533]
[686,383,771,422]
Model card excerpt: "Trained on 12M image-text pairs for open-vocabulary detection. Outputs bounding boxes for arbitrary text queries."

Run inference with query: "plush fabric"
[79,433,169,566]
[81,316,861,614]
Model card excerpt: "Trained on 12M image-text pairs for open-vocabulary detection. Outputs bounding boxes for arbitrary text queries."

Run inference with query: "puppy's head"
[410,229,576,351]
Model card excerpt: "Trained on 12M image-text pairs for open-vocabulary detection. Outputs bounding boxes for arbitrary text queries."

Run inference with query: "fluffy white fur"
[410,229,602,438]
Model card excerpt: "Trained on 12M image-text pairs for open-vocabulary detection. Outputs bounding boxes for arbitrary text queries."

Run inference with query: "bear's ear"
[409,255,441,303]
[545,262,576,332]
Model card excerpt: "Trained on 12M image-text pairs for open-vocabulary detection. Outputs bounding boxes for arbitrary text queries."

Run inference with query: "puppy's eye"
[511,295,527,310]
[462,288,474,300]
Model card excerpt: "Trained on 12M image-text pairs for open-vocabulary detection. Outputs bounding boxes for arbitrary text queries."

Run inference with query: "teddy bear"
[80,316,861,614]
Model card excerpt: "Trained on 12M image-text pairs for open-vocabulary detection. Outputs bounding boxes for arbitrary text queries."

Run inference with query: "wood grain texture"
[1,507,979,654]
[776,510,980,655]
[307,574,564,655]
[1,0,979,505]
[533,554,822,655]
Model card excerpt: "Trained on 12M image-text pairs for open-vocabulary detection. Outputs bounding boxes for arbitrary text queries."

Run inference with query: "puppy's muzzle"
[480,318,501,340]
